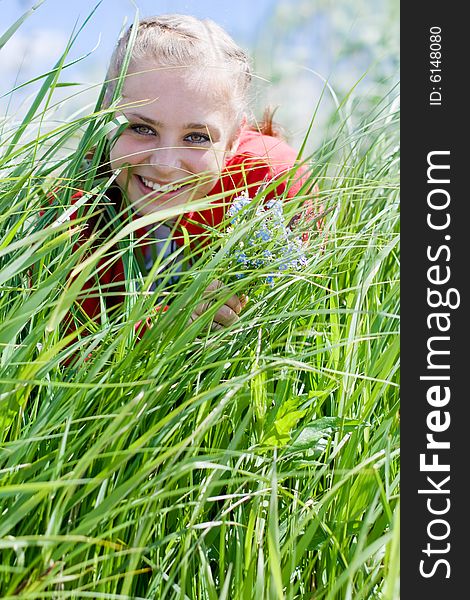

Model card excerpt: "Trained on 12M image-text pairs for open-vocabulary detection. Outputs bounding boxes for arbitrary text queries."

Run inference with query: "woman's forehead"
[120,61,237,121]
[126,59,235,94]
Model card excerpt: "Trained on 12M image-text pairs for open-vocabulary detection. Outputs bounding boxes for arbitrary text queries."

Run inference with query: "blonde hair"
[104,14,252,124]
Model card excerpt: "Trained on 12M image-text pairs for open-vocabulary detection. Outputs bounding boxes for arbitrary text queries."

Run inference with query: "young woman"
[67,14,317,332]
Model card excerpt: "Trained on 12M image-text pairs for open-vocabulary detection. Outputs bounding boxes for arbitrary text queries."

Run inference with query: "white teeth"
[140,176,185,193]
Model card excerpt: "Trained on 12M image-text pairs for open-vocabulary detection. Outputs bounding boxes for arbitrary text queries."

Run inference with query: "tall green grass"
[0,7,399,599]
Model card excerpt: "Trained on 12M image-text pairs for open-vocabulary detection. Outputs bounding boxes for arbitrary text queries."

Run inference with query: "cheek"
[192,147,228,177]
[109,138,126,170]
[109,139,140,193]
[109,136,144,168]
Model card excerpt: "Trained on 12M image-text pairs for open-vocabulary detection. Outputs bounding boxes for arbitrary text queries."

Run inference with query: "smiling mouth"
[138,175,189,194]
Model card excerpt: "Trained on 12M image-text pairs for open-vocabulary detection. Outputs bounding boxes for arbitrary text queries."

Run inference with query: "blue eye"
[185,133,210,144]
[130,124,155,136]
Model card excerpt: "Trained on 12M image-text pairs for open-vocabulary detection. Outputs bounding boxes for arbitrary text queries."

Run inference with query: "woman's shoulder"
[222,128,307,200]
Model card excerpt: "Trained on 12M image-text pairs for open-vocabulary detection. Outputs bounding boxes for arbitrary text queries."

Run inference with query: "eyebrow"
[126,112,215,131]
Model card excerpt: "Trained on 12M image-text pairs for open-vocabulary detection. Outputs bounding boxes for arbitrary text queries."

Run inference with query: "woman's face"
[109,60,241,218]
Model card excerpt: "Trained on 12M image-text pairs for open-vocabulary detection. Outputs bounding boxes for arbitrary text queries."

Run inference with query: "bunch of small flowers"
[223,191,308,297]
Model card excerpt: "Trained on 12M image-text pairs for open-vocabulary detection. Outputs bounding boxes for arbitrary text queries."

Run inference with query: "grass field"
[0,6,400,599]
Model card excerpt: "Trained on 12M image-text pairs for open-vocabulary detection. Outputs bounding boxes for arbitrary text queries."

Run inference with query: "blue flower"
[224,192,308,298]
[227,194,251,221]
[255,229,271,242]
[266,199,283,215]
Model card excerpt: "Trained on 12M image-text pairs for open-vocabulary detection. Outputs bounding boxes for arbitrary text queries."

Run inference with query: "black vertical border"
[401,2,467,597]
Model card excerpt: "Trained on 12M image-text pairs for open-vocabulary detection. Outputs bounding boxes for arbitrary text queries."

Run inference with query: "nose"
[148,144,184,176]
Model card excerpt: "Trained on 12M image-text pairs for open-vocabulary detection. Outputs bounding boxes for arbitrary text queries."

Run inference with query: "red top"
[65,129,314,325]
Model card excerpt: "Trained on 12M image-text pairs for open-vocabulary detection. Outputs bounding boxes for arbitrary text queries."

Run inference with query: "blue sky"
[5,0,275,39]
[2,0,284,118]
[3,0,277,79]
[3,0,399,149]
